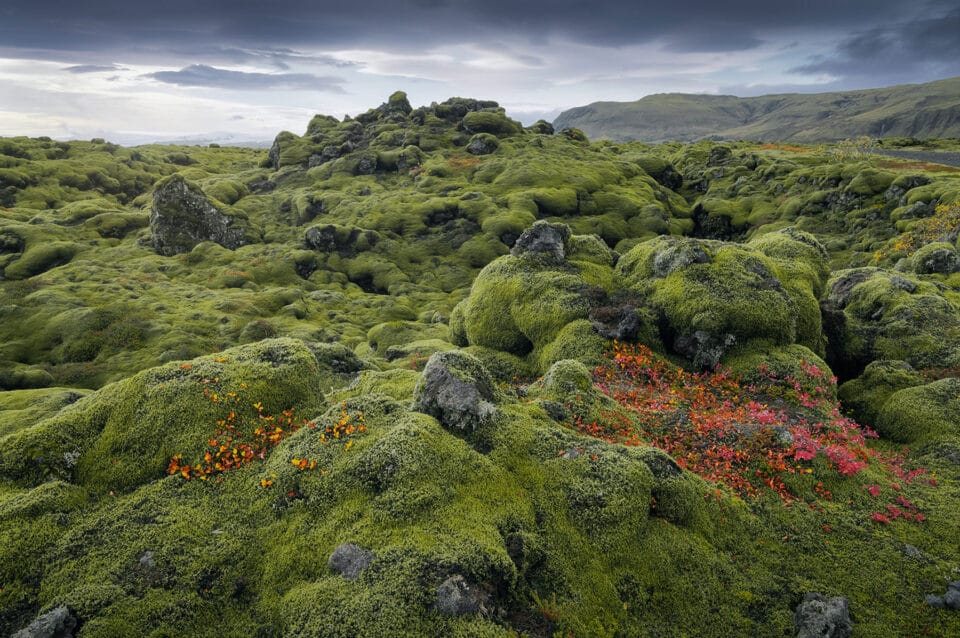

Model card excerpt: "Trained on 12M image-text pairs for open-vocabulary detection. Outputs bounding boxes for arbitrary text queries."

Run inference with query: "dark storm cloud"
[63,64,122,74]
[790,9,960,81]
[0,0,935,57]
[145,64,346,92]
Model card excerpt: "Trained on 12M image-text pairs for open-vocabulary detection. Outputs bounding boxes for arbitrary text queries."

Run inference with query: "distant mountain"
[553,77,960,143]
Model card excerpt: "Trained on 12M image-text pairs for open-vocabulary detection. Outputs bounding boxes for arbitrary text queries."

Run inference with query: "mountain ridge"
[553,77,960,143]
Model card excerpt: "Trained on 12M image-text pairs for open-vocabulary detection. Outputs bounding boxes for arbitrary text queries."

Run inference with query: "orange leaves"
[169,379,365,485]
[291,458,317,470]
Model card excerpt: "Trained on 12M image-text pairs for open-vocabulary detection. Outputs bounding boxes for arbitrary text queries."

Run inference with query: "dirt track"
[868,149,960,168]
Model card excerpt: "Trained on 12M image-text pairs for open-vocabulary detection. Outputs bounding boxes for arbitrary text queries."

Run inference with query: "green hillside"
[554,77,960,143]
[2,93,960,637]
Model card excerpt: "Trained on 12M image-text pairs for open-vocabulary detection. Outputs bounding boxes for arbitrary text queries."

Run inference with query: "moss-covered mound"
[615,229,827,368]
[0,338,327,493]
[821,268,960,379]
[874,377,960,445]
[452,222,608,372]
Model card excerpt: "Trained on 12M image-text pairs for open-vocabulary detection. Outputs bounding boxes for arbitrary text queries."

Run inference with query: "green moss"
[617,236,822,362]
[875,377,960,444]
[538,320,607,372]
[0,388,87,437]
[845,169,895,196]
[367,321,450,355]
[460,112,522,137]
[837,360,924,427]
[458,255,590,366]
[333,368,421,402]
[3,241,81,279]
[202,179,249,205]
[821,268,960,378]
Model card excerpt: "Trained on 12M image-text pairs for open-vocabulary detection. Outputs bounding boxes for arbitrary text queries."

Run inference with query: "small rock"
[794,593,853,638]
[903,544,923,560]
[944,588,960,610]
[926,594,946,609]
[139,550,155,570]
[12,606,77,638]
[435,574,483,616]
[327,543,375,580]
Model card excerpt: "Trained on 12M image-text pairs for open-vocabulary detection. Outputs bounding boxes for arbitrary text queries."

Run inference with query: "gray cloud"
[63,63,122,74]
[145,64,346,92]
[791,9,960,82]
[0,0,933,57]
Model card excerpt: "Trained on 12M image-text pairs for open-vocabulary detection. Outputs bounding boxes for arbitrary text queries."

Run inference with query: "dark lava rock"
[928,581,960,610]
[794,593,853,638]
[411,350,497,435]
[466,133,499,156]
[327,543,375,580]
[304,224,379,257]
[510,220,570,263]
[12,606,77,638]
[674,331,737,371]
[435,574,485,616]
[591,304,641,341]
[150,175,246,256]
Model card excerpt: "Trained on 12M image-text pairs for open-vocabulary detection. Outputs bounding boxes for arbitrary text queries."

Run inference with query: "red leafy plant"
[569,342,928,520]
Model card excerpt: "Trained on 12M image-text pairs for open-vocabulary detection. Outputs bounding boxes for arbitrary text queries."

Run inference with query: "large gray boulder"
[150,175,246,256]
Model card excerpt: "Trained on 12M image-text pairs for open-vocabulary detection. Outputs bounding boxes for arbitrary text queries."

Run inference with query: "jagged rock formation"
[149,174,247,255]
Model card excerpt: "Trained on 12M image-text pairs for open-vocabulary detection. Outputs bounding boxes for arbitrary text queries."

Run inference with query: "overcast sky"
[1,0,958,144]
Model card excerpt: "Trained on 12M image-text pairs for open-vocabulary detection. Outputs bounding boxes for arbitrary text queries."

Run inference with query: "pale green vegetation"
[2,93,960,636]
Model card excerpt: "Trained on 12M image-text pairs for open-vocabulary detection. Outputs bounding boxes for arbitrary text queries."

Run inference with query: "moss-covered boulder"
[616,232,824,368]
[466,133,499,156]
[837,360,925,427]
[821,268,960,379]
[0,338,326,492]
[269,130,312,169]
[150,175,248,256]
[909,242,960,275]
[874,377,960,444]
[453,224,597,369]
[460,111,522,137]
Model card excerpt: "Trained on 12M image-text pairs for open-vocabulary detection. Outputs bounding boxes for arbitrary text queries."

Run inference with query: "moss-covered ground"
[2,96,960,636]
